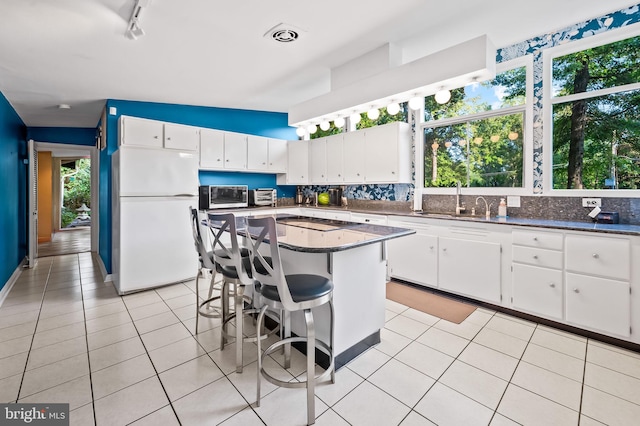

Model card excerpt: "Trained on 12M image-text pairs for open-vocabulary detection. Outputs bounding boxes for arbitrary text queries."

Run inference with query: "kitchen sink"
[420,213,456,219]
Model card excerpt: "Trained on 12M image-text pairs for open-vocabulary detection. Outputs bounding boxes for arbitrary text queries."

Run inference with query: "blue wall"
[0,93,27,291]
[27,127,97,146]
[100,99,297,273]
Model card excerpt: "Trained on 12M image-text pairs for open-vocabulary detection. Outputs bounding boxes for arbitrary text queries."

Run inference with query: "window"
[356,102,408,130]
[549,32,640,190]
[422,64,528,188]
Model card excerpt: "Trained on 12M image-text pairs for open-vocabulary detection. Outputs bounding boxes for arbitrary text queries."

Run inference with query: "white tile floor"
[2,253,640,425]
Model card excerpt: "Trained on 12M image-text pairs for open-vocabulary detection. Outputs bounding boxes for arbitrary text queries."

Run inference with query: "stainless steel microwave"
[199,185,248,209]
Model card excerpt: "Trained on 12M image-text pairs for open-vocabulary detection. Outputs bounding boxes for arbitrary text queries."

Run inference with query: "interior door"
[28,139,38,267]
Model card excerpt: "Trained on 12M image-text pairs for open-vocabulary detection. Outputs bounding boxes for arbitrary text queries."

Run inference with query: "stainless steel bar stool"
[189,207,222,335]
[246,216,335,426]
[207,212,279,373]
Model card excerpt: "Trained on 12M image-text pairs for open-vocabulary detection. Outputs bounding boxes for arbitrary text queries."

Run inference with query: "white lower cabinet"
[512,263,563,320]
[387,232,438,288]
[565,272,630,337]
[439,236,501,304]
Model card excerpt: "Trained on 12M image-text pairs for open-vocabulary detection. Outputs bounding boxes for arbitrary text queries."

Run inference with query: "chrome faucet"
[455,181,466,215]
[475,196,492,219]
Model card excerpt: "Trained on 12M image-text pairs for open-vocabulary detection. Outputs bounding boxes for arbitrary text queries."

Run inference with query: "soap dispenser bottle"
[498,198,507,217]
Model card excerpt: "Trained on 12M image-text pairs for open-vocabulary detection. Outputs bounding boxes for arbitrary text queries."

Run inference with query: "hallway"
[38,228,91,258]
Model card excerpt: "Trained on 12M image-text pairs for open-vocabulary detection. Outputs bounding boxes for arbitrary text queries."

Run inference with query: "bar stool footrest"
[222,308,281,342]
[260,337,334,389]
[198,296,222,319]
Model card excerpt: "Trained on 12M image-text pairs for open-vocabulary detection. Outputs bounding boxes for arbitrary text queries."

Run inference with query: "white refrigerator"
[112,146,199,294]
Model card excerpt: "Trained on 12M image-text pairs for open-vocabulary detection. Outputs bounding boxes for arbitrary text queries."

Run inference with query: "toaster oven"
[249,188,277,206]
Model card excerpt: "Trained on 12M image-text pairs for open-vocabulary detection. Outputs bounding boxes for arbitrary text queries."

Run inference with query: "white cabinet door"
[387,232,438,288]
[566,272,630,337]
[286,141,309,184]
[199,128,225,169]
[247,135,269,171]
[268,139,287,172]
[224,132,247,170]
[164,122,199,151]
[512,263,563,320]
[439,236,501,303]
[364,122,411,183]
[309,138,327,183]
[120,116,163,147]
[342,130,365,183]
[326,134,344,183]
[566,234,630,280]
[365,123,399,183]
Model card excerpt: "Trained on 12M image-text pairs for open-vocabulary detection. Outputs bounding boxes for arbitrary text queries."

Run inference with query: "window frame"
[542,23,640,197]
[419,55,534,197]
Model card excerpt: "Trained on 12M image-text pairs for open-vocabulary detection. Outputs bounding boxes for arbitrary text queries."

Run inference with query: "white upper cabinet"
[364,122,411,183]
[120,116,198,151]
[278,140,309,185]
[120,116,163,147]
[199,128,225,169]
[247,135,269,171]
[309,137,328,183]
[268,138,287,173]
[326,134,344,183]
[342,130,365,184]
[200,129,247,170]
[164,122,199,151]
[223,132,248,170]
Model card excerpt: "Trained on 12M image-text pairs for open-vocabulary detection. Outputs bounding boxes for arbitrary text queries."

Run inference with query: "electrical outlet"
[582,198,601,207]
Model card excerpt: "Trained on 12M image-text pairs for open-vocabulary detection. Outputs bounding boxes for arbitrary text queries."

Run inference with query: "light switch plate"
[507,195,521,208]
[582,198,602,207]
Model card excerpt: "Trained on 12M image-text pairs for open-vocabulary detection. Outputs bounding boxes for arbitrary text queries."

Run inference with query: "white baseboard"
[0,258,28,308]
[95,253,113,283]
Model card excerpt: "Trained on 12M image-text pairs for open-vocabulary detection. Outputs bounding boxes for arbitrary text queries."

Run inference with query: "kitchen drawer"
[566,272,630,337]
[512,230,563,250]
[513,245,563,269]
[512,263,563,320]
[350,213,387,225]
[565,234,630,280]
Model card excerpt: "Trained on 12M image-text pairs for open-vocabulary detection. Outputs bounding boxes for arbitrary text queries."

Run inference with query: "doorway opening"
[30,142,99,260]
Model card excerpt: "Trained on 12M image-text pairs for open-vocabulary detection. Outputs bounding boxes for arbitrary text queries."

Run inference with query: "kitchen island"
[245,213,414,368]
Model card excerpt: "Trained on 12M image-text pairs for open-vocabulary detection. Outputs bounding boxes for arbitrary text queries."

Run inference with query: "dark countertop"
[246,213,415,253]
[290,205,640,236]
[211,205,640,236]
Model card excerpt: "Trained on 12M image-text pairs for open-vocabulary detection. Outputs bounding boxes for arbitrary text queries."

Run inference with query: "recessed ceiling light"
[58,104,71,109]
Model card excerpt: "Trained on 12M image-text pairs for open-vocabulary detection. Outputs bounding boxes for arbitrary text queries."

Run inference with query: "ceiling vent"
[264,23,306,43]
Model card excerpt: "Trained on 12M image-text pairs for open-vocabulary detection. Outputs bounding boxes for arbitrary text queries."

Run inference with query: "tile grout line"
[14,260,52,403]
[122,288,186,425]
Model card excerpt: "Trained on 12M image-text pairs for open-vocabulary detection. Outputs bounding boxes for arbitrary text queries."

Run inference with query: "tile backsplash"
[421,195,640,225]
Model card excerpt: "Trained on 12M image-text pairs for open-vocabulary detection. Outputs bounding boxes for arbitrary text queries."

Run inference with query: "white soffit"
[288,35,496,126]
[331,43,403,91]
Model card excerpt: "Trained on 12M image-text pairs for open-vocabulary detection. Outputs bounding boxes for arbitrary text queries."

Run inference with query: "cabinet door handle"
[592,253,599,259]
[153,135,159,139]
[533,255,538,260]
[226,159,229,162]
[573,288,580,293]
[429,246,434,250]
[549,283,556,288]
[217,158,221,162]
[167,137,171,141]
[533,237,538,241]
[442,248,447,252]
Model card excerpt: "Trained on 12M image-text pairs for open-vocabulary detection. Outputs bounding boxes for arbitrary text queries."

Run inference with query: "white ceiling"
[0,0,637,128]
